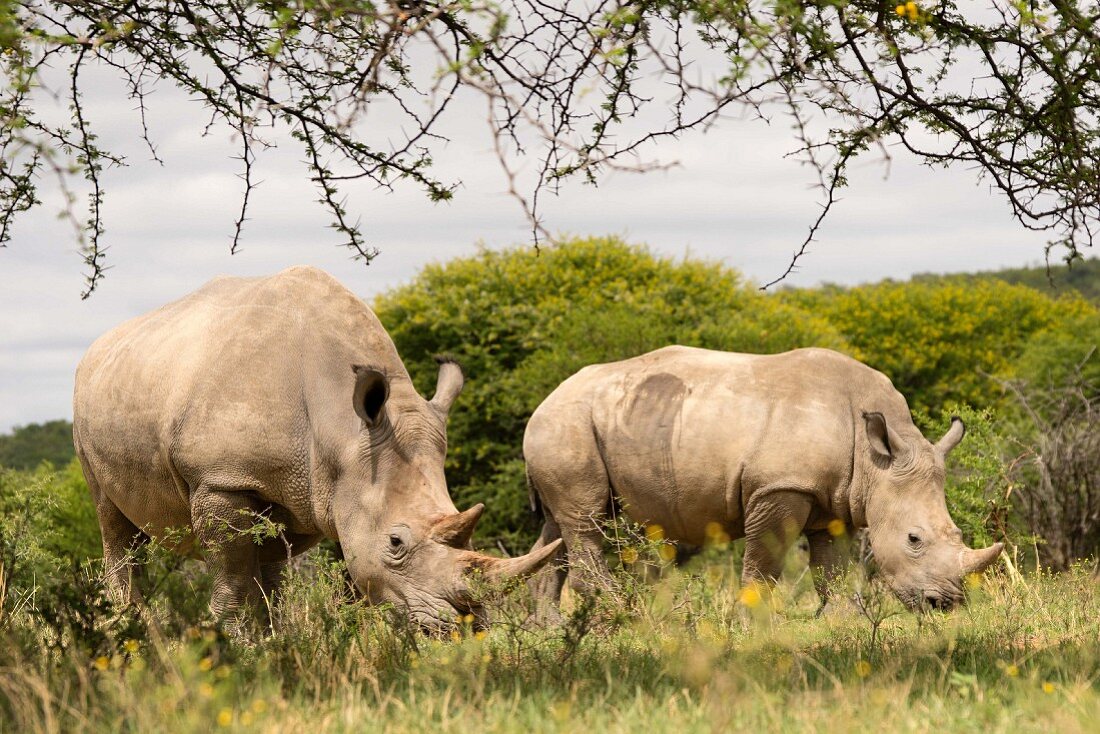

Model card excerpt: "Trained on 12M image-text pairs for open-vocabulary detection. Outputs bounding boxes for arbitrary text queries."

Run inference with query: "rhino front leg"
[741,491,812,587]
[806,528,847,615]
[191,488,265,627]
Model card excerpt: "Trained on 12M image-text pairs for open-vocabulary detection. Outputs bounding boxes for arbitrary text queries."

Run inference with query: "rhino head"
[861,413,1003,611]
[331,358,561,633]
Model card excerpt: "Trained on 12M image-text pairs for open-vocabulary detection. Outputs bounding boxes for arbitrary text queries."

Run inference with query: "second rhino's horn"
[464,538,564,582]
[431,503,485,548]
[960,542,1004,574]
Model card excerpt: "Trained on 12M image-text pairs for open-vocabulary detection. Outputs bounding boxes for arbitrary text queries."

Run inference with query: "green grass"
[2,549,1097,734]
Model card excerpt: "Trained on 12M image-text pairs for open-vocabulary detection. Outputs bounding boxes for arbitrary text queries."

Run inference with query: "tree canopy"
[2,1,1098,294]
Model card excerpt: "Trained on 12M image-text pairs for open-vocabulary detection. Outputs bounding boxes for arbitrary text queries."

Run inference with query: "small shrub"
[1005,372,1100,571]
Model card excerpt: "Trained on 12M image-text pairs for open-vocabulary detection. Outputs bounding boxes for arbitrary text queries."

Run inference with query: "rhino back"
[73,266,404,537]
[535,346,910,545]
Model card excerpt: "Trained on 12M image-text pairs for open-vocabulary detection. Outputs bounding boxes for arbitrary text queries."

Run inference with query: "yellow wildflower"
[1042,681,1055,694]
[215,665,231,679]
[94,656,110,672]
[123,639,139,654]
[1005,664,1019,677]
[827,519,846,537]
[199,683,215,699]
[463,614,475,625]
[645,524,665,542]
[965,573,982,590]
[217,708,233,727]
[198,657,214,672]
[739,584,762,608]
[855,660,872,677]
[895,4,906,15]
[906,1,919,20]
[658,544,677,562]
[474,630,488,641]
[449,629,462,643]
[620,547,639,564]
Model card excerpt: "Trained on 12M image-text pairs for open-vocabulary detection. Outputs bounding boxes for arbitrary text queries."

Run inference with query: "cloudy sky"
[0,58,1059,433]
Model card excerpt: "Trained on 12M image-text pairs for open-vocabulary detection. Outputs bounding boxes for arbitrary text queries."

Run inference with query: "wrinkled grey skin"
[524,346,1002,619]
[73,266,560,632]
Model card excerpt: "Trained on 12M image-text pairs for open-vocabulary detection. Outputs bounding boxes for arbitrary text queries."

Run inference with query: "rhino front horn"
[961,542,1004,574]
[431,503,485,548]
[467,538,564,582]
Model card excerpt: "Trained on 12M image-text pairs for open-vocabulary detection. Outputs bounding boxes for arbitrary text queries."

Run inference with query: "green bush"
[0,460,100,588]
[783,280,1096,414]
[374,237,848,550]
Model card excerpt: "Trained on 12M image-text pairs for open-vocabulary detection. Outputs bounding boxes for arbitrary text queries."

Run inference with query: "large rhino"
[524,346,1003,616]
[73,266,560,631]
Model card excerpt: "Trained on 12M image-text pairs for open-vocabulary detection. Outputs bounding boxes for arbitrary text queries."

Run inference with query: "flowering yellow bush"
[783,279,1094,413]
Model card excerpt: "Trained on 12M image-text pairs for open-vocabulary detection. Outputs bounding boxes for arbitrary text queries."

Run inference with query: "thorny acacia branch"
[0,1,1097,295]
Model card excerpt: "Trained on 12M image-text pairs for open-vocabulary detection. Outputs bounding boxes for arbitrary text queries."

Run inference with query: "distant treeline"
[0,419,75,470]
[910,256,1100,303]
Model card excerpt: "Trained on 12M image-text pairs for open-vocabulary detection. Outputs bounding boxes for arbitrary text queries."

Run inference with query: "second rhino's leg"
[741,491,813,587]
[563,523,617,598]
[259,558,290,608]
[806,528,848,615]
[92,489,148,606]
[190,487,265,625]
[526,514,568,625]
[525,427,617,602]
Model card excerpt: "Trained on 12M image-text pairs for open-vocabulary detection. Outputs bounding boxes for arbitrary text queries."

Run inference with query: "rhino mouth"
[893,581,964,612]
[405,602,489,636]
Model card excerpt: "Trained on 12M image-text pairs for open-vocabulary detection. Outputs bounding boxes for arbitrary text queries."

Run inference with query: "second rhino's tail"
[526,465,544,520]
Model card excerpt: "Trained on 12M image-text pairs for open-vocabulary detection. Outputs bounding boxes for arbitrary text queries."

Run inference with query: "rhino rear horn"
[961,542,1003,574]
[465,538,564,582]
[431,503,484,548]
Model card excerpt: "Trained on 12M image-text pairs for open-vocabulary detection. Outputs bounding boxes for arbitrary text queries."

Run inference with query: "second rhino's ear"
[352,365,389,427]
[864,411,899,462]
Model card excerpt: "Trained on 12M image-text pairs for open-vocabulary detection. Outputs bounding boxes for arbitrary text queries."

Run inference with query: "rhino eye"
[389,534,403,548]
[908,533,922,546]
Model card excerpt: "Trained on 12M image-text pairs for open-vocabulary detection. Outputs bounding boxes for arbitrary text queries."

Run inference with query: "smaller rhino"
[523,346,1002,617]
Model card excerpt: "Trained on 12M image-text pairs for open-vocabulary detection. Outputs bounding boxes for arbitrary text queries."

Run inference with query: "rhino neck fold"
[845,472,871,530]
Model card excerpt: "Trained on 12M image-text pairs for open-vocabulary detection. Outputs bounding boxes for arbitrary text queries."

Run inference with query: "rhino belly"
[602,448,743,547]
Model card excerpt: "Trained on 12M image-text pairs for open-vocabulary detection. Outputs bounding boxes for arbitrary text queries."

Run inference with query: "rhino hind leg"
[525,514,568,626]
[92,488,148,607]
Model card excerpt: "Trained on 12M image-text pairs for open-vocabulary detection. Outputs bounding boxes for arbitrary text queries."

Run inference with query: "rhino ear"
[352,365,389,427]
[864,412,895,461]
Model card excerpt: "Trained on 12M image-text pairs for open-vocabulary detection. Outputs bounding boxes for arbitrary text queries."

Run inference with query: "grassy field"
[3,545,1098,734]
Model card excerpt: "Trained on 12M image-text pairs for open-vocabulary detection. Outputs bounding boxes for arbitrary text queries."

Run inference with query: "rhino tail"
[526,465,544,520]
